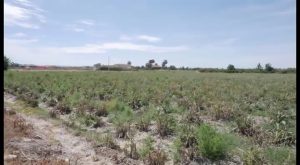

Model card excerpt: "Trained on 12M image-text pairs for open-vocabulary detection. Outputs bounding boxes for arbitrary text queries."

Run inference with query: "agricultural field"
[4,70,296,164]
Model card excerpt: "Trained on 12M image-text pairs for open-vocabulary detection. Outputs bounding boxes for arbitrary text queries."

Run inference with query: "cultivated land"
[4,70,296,165]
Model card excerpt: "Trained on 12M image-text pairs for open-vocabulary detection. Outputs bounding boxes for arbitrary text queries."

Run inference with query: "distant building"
[112,64,132,69]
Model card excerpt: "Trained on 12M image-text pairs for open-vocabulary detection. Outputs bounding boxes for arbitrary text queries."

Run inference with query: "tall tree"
[265,63,274,72]
[162,60,168,68]
[4,55,10,71]
[227,64,235,71]
[256,63,263,71]
[127,61,132,65]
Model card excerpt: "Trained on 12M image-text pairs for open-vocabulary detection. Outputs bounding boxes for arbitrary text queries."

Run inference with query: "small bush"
[211,103,234,121]
[95,104,108,117]
[93,118,105,128]
[135,108,156,132]
[55,102,71,114]
[46,98,57,107]
[265,147,295,165]
[177,124,197,148]
[109,104,134,138]
[196,124,233,161]
[49,109,57,118]
[156,114,176,137]
[183,108,203,125]
[147,149,168,165]
[235,116,256,136]
[93,133,119,149]
[26,98,39,107]
[242,147,266,165]
[138,136,155,159]
[172,137,197,164]
[124,139,139,160]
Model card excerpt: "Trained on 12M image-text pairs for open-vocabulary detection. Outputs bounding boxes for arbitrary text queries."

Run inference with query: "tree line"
[4,55,296,73]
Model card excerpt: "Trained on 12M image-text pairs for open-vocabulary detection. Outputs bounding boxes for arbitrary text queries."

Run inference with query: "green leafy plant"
[138,136,155,159]
[156,113,176,137]
[242,147,266,165]
[196,124,233,161]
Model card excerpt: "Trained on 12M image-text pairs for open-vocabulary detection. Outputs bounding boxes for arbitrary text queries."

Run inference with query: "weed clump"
[242,147,266,165]
[196,124,233,161]
[156,113,176,137]
[235,115,256,136]
[108,101,134,138]
[138,137,168,165]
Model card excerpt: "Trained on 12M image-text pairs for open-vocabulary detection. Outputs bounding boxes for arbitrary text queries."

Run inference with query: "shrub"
[138,136,155,159]
[55,102,71,114]
[124,139,139,160]
[94,133,119,149]
[156,114,176,137]
[211,104,234,121]
[135,108,156,132]
[235,115,256,136]
[147,149,168,165]
[49,109,57,118]
[95,104,108,117]
[242,147,266,165]
[172,137,197,164]
[182,108,203,125]
[265,147,295,165]
[177,124,197,148]
[196,124,233,161]
[138,137,167,164]
[109,104,134,138]
[92,118,105,128]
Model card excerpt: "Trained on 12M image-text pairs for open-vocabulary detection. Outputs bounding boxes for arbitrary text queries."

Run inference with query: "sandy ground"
[4,94,142,165]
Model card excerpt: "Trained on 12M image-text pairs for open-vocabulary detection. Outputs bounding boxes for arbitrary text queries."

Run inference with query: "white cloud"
[137,35,161,42]
[5,37,38,44]
[120,35,133,41]
[78,19,95,26]
[63,42,187,54]
[120,35,161,43]
[4,1,45,29]
[73,28,85,32]
[66,19,96,32]
[14,32,27,37]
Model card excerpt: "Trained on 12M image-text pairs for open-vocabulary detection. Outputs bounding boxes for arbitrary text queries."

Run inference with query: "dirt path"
[4,94,120,165]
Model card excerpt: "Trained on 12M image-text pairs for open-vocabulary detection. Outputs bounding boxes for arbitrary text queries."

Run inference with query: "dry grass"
[4,110,68,165]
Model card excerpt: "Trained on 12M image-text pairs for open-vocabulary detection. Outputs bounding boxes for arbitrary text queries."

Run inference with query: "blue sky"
[4,0,296,68]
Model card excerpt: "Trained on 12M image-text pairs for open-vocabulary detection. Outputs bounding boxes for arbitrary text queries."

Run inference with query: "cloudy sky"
[4,0,296,68]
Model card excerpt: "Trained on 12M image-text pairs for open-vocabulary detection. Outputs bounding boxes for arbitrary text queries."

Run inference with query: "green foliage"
[265,63,275,72]
[196,124,233,161]
[138,136,155,159]
[4,55,10,71]
[135,106,157,131]
[90,133,119,149]
[3,71,296,163]
[227,64,236,72]
[156,113,176,137]
[235,115,257,136]
[124,139,139,159]
[108,101,134,138]
[242,147,266,165]
[264,147,295,165]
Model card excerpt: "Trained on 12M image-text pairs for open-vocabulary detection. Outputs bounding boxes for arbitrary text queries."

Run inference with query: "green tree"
[256,63,263,71]
[169,65,177,70]
[4,55,10,71]
[227,64,235,72]
[162,60,168,68]
[265,63,274,72]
